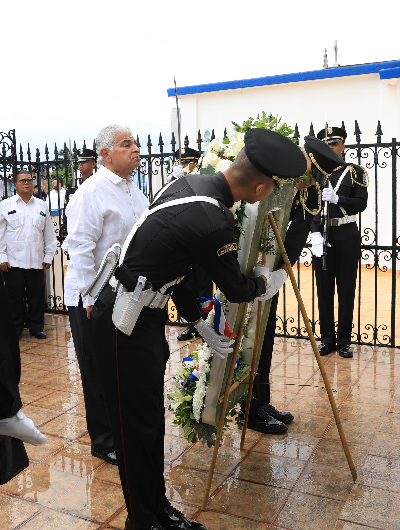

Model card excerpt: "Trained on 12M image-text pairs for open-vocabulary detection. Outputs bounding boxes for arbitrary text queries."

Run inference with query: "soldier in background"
[311,127,368,359]
[65,148,97,204]
[170,146,200,181]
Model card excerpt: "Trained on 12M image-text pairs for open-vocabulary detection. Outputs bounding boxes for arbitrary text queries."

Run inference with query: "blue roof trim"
[379,67,400,80]
[167,60,400,97]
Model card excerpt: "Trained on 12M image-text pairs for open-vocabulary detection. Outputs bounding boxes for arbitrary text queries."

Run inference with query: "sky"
[1,0,399,156]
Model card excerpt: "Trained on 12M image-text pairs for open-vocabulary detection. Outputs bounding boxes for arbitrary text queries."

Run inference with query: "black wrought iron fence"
[277,121,400,349]
[1,122,399,347]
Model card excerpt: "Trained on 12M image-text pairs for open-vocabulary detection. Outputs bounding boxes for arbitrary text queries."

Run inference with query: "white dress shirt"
[64,166,149,307]
[0,194,57,269]
[46,188,67,213]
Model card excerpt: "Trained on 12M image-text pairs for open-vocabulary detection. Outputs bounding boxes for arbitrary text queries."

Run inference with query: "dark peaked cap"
[174,147,200,161]
[244,129,306,179]
[317,126,347,144]
[304,136,346,176]
[77,148,97,162]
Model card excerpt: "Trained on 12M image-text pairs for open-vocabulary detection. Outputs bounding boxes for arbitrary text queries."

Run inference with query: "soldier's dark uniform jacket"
[311,163,368,232]
[122,172,266,321]
[312,162,368,349]
[90,171,266,530]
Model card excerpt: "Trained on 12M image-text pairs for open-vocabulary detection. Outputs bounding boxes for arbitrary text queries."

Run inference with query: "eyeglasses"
[18,178,34,184]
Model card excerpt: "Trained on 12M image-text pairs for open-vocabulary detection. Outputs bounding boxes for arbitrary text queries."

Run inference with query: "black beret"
[77,148,97,162]
[174,146,200,161]
[304,136,346,176]
[244,128,307,180]
[317,126,347,144]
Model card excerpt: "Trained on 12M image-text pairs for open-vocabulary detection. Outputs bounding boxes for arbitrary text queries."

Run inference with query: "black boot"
[260,404,294,424]
[158,504,206,530]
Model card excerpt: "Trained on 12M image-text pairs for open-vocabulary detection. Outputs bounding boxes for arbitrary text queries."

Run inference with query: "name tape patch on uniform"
[8,210,16,215]
[217,243,237,257]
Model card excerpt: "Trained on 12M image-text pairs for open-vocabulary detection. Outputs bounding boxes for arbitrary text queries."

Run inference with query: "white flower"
[209,139,221,154]
[224,131,245,158]
[201,344,212,361]
[198,358,210,374]
[230,201,242,215]
[214,289,226,303]
[192,376,207,421]
[214,159,232,173]
[202,152,220,168]
[205,308,215,326]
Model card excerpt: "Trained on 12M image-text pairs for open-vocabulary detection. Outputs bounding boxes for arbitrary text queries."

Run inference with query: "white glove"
[194,319,234,359]
[0,410,47,446]
[257,269,288,301]
[253,266,270,280]
[172,165,184,179]
[322,188,338,204]
[311,232,324,257]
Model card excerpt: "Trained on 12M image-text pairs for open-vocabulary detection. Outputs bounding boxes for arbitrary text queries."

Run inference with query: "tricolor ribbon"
[198,296,237,338]
[189,364,201,382]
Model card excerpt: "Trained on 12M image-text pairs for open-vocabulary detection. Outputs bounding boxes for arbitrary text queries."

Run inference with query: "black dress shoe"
[260,404,294,424]
[30,331,47,339]
[125,517,165,530]
[247,412,288,434]
[91,448,118,465]
[339,344,353,358]
[318,342,336,356]
[158,504,206,530]
[177,326,200,342]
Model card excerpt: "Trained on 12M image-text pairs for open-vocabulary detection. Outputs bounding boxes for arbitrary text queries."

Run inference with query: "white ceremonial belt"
[329,215,357,227]
[112,275,184,336]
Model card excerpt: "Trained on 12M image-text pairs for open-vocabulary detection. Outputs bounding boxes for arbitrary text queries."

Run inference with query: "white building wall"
[179,74,400,145]
[177,72,400,263]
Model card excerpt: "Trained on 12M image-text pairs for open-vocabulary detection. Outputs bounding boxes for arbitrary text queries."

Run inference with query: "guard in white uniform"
[0,171,57,338]
[64,125,149,465]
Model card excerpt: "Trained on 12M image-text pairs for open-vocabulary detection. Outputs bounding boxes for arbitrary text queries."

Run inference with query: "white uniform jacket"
[0,194,57,269]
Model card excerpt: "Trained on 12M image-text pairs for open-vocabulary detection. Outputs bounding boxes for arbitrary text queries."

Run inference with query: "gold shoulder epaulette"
[349,165,369,187]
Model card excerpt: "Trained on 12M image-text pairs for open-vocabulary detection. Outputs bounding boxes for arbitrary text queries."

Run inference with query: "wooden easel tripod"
[201,212,356,511]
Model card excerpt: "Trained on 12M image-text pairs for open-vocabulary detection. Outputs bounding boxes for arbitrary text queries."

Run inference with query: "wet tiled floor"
[2,313,400,530]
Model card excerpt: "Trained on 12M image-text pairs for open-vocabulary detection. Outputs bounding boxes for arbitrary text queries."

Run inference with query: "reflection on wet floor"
[1,313,400,529]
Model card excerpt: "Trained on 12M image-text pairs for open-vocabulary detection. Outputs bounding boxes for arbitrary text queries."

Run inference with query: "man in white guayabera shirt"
[64,125,149,466]
[0,170,57,339]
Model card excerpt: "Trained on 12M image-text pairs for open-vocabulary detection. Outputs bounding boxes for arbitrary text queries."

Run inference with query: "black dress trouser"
[3,267,45,336]
[68,297,114,454]
[247,292,279,415]
[91,286,169,530]
[243,202,315,416]
[313,223,360,347]
[0,274,29,484]
[0,274,22,419]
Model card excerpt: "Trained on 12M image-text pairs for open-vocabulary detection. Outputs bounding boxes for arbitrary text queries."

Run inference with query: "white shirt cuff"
[82,294,95,308]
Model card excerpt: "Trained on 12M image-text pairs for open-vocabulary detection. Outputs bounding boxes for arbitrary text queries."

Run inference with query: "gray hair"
[96,124,132,167]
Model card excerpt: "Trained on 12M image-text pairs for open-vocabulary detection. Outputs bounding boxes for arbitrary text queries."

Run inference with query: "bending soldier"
[89,129,307,530]
[244,136,345,434]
